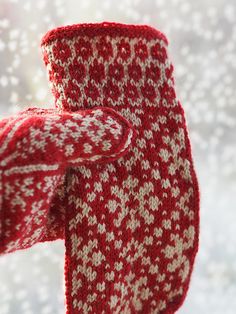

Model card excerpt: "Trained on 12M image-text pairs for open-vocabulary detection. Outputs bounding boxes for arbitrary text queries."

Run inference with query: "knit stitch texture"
[0,22,200,314]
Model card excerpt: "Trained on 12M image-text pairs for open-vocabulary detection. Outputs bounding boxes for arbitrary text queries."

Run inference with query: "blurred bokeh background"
[0,0,236,313]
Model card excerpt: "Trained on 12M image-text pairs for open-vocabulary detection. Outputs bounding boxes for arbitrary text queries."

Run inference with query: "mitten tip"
[40,21,169,47]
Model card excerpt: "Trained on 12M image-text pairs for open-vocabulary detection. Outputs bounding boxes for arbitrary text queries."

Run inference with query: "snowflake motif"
[0,17,204,314]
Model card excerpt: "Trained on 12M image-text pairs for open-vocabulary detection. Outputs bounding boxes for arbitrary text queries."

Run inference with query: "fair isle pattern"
[42,36,168,112]
[41,23,200,314]
[0,106,136,254]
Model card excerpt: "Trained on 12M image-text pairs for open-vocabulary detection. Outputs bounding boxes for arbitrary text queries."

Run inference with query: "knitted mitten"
[0,107,136,254]
[41,22,200,314]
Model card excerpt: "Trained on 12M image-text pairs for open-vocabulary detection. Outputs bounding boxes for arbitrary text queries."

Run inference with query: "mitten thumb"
[0,106,137,169]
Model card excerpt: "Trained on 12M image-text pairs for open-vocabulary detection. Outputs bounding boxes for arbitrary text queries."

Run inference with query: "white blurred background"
[0,0,236,313]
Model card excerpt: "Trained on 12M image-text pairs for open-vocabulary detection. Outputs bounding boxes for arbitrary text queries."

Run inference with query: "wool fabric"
[0,106,136,253]
[0,22,200,314]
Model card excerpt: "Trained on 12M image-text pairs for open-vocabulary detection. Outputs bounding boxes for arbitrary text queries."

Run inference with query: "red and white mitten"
[41,22,200,314]
[0,107,136,254]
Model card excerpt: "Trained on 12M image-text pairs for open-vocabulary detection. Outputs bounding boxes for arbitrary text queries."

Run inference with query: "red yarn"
[41,21,169,46]
[0,107,136,253]
[0,22,200,314]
